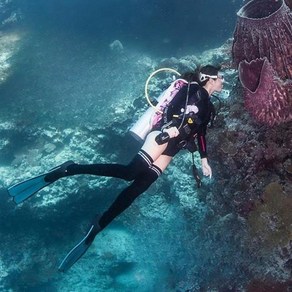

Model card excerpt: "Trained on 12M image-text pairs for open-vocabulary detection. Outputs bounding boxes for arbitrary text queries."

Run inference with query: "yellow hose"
[145,68,181,113]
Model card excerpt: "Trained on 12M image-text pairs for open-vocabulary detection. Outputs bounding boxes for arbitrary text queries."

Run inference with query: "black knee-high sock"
[67,150,153,181]
[98,165,162,230]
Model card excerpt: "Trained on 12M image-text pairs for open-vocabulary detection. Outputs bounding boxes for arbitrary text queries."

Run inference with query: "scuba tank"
[130,106,158,142]
[130,68,186,142]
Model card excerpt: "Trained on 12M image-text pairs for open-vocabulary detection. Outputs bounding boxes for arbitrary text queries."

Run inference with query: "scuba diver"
[7,64,224,272]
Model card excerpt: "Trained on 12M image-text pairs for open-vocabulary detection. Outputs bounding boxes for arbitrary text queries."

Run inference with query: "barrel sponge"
[232,0,292,125]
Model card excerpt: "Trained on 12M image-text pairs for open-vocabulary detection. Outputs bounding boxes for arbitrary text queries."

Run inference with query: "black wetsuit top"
[154,82,213,158]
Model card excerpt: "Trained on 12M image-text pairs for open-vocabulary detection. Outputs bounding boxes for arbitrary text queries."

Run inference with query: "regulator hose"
[145,68,181,114]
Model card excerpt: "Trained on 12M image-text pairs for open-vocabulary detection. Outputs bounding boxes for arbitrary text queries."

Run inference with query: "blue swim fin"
[8,174,51,204]
[7,161,75,204]
[58,223,100,272]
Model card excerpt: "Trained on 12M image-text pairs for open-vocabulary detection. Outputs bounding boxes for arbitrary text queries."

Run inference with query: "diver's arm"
[163,126,179,138]
[197,130,212,178]
[155,126,179,145]
[201,158,212,178]
[197,132,207,158]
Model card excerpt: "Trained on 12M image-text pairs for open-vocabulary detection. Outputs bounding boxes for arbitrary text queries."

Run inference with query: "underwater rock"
[285,0,292,9]
[247,279,292,292]
[283,158,292,174]
[138,193,175,220]
[232,0,292,126]
[0,0,17,27]
[159,56,198,73]
[0,258,8,279]
[109,40,124,54]
[43,143,57,154]
[0,31,22,84]
[200,39,233,67]
[1,11,20,27]
[247,182,292,250]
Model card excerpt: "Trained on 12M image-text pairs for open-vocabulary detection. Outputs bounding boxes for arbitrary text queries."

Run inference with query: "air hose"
[144,68,181,113]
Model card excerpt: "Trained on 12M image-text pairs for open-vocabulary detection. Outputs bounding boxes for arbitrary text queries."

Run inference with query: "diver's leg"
[95,154,173,230]
[48,131,166,183]
[78,156,171,260]
[66,150,153,179]
[68,130,168,181]
[152,154,173,172]
[45,150,153,183]
[141,131,168,161]
[58,165,162,272]
[98,164,162,229]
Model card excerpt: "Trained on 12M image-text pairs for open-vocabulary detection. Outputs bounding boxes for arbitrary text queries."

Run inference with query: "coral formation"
[247,279,292,292]
[0,27,291,289]
[285,0,292,9]
[247,182,292,249]
[239,58,292,125]
[283,158,292,174]
[109,40,124,54]
[232,0,292,125]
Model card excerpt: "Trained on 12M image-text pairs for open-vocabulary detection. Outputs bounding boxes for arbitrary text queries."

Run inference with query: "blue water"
[16,0,242,56]
[0,1,258,291]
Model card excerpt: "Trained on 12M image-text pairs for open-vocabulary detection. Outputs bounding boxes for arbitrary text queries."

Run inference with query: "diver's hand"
[163,126,179,139]
[185,105,199,115]
[201,158,212,178]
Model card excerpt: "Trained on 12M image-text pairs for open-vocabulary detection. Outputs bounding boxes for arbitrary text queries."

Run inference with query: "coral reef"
[285,0,292,9]
[232,0,292,125]
[247,279,292,292]
[0,0,21,28]
[109,40,124,54]
[247,182,292,249]
[0,31,22,85]
[204,72,292,284]
[0,32,291,290]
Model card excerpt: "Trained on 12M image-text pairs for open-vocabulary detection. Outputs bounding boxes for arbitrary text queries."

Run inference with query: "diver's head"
[199,65,224,94]
[199,65,223,83]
